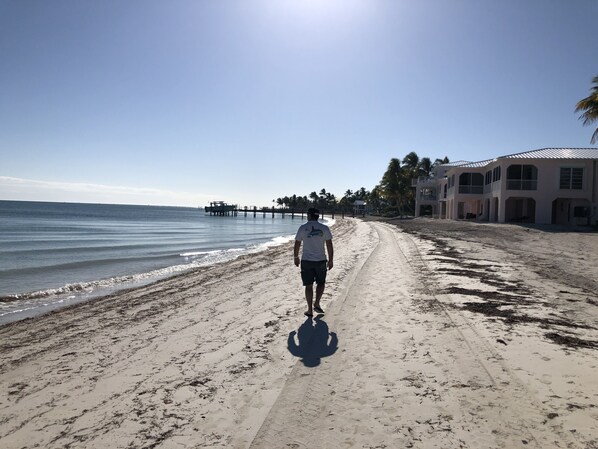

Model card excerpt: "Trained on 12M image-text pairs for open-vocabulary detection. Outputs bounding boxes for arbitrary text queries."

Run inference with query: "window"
[493,166,501,182]
[560,167,583,190]
[448,174,455,189]
[573,206,588,218]
[507,164,537,190]
[485,170,492,185]
[458,172,484,194]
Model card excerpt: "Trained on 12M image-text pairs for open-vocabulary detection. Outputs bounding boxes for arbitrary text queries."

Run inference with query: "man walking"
[293,208,333,317]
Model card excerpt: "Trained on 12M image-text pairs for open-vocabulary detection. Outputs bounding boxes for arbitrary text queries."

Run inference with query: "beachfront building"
[412,160,470,219]
[414,148,598,226]
[353,200,368,216]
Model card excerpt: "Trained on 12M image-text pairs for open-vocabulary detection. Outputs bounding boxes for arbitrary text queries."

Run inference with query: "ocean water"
[0,200,321,325]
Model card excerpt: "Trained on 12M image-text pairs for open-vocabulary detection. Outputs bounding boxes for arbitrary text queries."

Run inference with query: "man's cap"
[307,207,320,216]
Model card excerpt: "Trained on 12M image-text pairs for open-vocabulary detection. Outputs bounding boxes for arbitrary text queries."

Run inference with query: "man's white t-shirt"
[295,220,333,261]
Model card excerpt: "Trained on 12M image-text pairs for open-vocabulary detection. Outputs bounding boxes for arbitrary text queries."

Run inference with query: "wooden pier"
[204,201,238,216]
[204,202,358,219]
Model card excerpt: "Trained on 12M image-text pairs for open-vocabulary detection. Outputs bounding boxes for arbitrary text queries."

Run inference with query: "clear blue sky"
[1,0,597,207]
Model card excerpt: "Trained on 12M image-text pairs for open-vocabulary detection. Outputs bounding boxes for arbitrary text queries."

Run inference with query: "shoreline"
[1,200,323,325]
[1,217,597,448]
[0,226,310,326]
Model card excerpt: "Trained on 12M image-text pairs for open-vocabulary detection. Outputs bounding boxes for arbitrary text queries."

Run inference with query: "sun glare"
[269,0,371,24]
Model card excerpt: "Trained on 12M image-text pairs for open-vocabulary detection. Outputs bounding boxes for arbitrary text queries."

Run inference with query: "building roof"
[438,160,471,167]
[457,159,494,168]
[499,147,598,160]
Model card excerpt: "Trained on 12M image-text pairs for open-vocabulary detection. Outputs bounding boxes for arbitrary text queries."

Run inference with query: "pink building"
[414,148,598,225]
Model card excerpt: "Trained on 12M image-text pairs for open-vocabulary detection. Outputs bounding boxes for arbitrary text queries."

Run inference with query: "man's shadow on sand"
[287,315,338,367]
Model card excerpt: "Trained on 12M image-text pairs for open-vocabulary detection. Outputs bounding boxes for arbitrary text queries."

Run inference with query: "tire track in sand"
[250,222,582,449]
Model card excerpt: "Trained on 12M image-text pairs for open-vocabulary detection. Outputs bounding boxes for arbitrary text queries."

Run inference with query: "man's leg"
[313,261,327,312]
[314,283,325,309]
[305,284,314,315]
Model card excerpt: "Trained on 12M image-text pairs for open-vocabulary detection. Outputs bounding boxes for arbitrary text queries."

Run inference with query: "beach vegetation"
[272,186,374,216]
[575,74,598,144]
[419,157,433,176]
[377,152,450,217]
[402,151,420,170]
[379,158,412,216]
[273,152,448,217]
[433,156,451,167]
[309,191,319,205]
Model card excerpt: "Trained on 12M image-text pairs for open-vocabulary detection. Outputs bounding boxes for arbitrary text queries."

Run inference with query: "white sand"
[1,218,597,448]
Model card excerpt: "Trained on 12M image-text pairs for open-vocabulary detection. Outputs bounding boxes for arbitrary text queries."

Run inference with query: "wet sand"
[1,218,597,448]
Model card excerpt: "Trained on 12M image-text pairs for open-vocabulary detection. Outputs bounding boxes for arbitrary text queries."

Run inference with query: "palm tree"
[402,151,419,170]
[432,156,450,167]
[575,75,598,144]
[325,193,336,211]
[340,189,353,213]
[418,157,432,177]
[318,189,328,210]
[397,152,421,215]
[309,191,319,206]
[295,196,307,211]
[369,185,383,214]
[380,158,404,214]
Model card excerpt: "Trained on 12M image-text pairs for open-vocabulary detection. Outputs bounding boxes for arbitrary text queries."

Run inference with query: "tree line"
[274,152,449,216]
[378,153,449,216]
[273,187,373,214]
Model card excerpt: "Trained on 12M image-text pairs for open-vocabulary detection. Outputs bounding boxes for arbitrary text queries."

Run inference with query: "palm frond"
[575,75,598,142]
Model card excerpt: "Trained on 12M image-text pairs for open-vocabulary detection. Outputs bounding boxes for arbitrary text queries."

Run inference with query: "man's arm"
[293,240,301,267]
[326,239,334,270]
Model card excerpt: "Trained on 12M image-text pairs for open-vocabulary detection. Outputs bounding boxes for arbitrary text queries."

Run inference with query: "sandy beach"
[1,217,597,449]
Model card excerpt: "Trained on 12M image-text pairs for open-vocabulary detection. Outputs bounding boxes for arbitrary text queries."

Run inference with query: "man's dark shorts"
[300,260,327,286]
